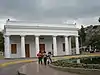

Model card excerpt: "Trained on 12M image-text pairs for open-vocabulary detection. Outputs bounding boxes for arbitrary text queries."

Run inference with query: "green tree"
[0,32,4,52]
[98,17,100,22]
[79,25,86,47]
[71,36,75,48]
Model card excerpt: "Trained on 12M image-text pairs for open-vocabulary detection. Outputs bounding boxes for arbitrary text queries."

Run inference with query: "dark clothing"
[44,57,47,65]
[38,57,43,64]
[43,53,48,65]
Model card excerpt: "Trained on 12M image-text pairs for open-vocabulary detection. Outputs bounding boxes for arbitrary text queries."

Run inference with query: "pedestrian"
[47,52,52,64]
[43,51,47,66]
[37,51,43,64]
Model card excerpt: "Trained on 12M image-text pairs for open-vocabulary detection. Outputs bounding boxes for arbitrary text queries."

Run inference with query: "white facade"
[4,20,80,58]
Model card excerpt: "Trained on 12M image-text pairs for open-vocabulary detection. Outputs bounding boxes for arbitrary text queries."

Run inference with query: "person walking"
[37,51,43,64]
[43,51,47,66]
[47,52,52,64]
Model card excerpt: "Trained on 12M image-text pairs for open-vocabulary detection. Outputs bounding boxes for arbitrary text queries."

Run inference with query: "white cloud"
[0,0,100,29]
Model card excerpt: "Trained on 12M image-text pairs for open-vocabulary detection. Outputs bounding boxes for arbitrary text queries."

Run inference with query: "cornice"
[4,25,79,31]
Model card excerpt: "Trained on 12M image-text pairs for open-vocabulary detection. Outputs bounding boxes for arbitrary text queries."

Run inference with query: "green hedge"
[52,56,100,69]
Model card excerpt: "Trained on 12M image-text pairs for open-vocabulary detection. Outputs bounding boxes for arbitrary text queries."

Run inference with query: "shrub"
[52,56,100,69]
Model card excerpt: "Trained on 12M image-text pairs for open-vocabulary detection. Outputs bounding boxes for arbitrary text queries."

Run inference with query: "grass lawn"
[0,51,4,59]
[81,51,90,55]
[52,52,100,60]
[0,55,4,59]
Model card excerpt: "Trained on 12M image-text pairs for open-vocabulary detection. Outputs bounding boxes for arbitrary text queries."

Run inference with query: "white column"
[21,35,26,58]
[68,37,72,55]
[76,36,80,54]
[53,35,57,56]
[4,35,11,58]
[65,36,70,55]
[35,35,40,57]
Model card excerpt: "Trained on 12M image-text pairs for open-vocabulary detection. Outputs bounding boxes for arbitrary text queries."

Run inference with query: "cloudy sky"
[0,0,100,29]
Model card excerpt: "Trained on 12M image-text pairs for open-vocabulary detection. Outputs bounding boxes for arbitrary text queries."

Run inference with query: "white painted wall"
[40,36,52,53]
[57,37,66,56]
[25,36,36,57]
[10,35,66,58]
[10,35,21,58]
[4,21,79,58]
[5,28,78,36]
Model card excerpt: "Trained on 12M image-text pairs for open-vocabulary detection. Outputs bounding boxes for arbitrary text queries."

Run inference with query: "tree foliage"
[80,24,100,50]
[98,17,100,23]
[0,32,4,52]
[79,25,86,46]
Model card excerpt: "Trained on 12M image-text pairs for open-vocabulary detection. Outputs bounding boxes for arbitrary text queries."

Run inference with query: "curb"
[0,59,36,67]
[49,64,100,75]
[0,54,100,68]
[52,54,100,60]
[18,71,26,75]
[17,63,29,75]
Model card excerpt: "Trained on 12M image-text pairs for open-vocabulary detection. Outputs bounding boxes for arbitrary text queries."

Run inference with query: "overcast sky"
[0,0,100,29]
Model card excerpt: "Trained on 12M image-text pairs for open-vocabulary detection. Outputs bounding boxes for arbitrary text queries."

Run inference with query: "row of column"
[4,35,26,58]
[35,35,80,57]
[4,35,80,58]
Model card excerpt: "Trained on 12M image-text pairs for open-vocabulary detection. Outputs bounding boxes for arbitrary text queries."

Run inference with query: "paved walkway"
[0,59,36,67]
[0,53,100,67]
[0,59,36,75]
[0,60,17,64]
[0,63,27,75]
[0,53,100,75]
[19,62,80,75]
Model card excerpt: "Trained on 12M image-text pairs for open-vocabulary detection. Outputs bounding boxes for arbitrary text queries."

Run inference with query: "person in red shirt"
[37,51,43,64]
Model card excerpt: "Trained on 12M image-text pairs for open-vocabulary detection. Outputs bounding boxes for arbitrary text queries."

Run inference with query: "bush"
[52,57,100,69]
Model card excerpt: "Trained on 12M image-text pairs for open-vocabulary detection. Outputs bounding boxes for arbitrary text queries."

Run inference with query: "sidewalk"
[18,62,80,75]
[0,59,36,67]
[0,60,17,64]
[0,53,100,67]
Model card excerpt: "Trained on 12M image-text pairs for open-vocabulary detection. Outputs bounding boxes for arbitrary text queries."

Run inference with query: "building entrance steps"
[18,62,80,75]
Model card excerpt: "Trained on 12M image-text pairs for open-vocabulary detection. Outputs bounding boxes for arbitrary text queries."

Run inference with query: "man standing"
[43,51,47,65]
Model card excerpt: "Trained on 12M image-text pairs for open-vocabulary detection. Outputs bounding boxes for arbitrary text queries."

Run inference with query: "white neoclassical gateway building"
[3,20,80,58]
